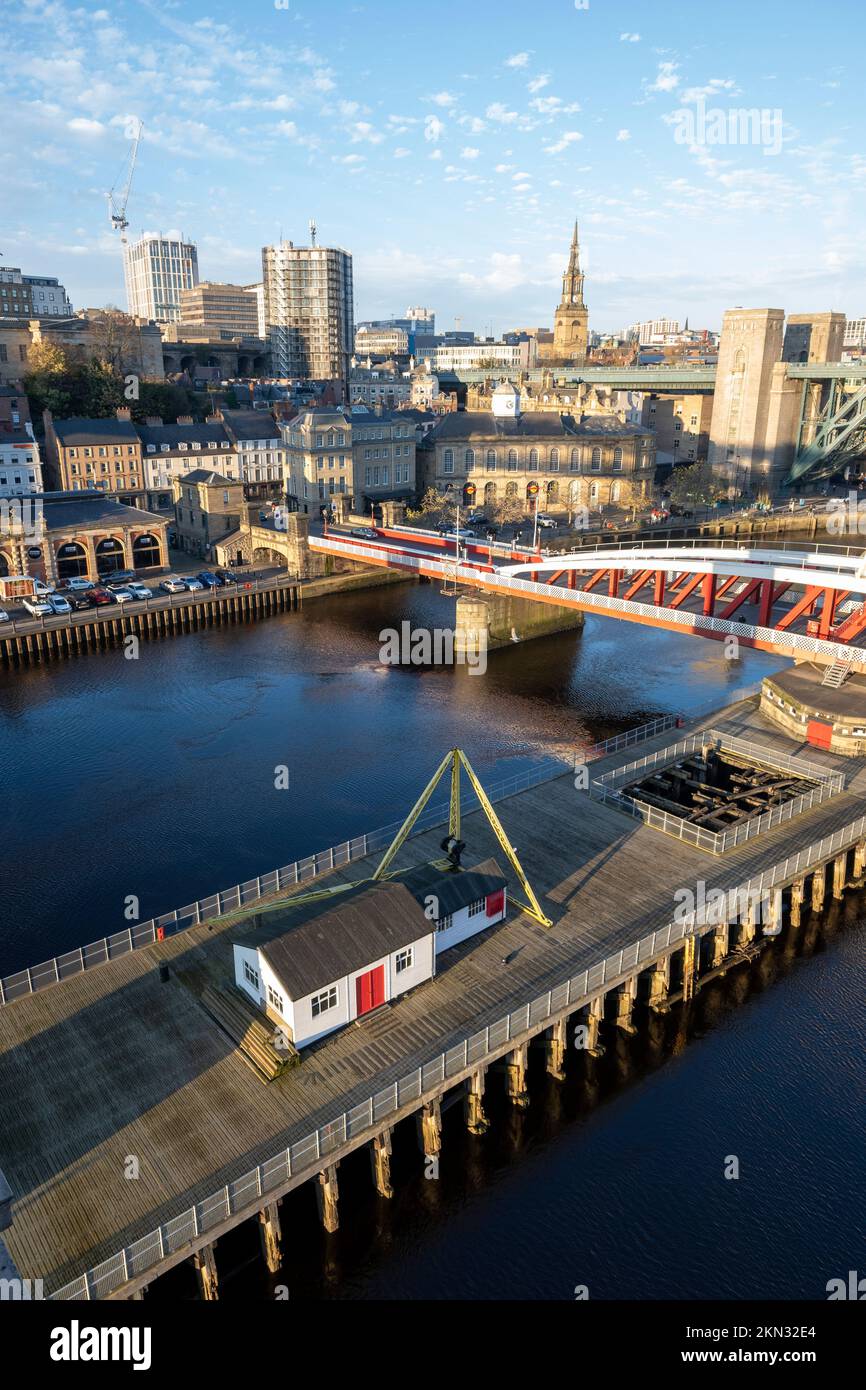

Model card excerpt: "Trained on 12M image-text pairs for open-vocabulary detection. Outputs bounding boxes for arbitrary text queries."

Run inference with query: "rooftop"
[51,418,139,446]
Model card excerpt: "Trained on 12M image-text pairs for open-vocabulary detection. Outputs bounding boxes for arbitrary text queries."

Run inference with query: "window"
[486,449,496,471]
[266,983,284,1014]
[507,449,518,471]
[243,960,260,991]
[435,913,453,932]
[443,448,454,474]
[465,449,475,470]
[591,448,601,471]
[528,448,539,469]
[612,448,623,471]
[468,899,485,918]
[311,985,338,1017]
[395,947,413,973]
[570,448,580,471]
[549,448,559,471]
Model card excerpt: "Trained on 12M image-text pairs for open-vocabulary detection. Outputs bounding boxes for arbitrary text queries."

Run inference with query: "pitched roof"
[429,411,651,441]
[39,493,165,532]
[51,418,139,445]
[395,857,507,917]
[220,410,281,443]
[254,880,430,1000]
[176,468,237,486]
[137,423,233,450]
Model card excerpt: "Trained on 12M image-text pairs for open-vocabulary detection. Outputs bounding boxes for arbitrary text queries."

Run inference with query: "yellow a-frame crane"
[373,748,552,928]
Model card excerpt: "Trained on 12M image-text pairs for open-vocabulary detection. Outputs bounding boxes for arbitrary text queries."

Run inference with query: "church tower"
[552,221,589,364]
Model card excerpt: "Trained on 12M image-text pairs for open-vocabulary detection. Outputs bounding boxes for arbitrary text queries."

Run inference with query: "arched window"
[568,480,581,505]
[611,481,621,504]
[507,449,518,470]
[529,448,539,469]
[591,448,602,471]
[506,480,518,497]
[486,449,497,471]
[589,482,599,504]
[547,480,559,502]
[443,448,454,473]
[570,448,580,471]
[56,542,88,579]
[612,447,623,471]
[95,536,125,576]
[0,551,11,578]
[465,449,475,470]
[484,481,496,501]
[549,448,559,471]
[133,533,162,569]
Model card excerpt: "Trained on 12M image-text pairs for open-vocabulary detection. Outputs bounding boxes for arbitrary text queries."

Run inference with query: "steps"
[200,984,299,1081]
[821,654,854,689]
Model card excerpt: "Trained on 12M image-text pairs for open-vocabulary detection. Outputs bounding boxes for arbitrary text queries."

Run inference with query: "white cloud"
[486,102,518,124]
[505,52,530,68]
[617,129,631,141]
[461,146,480,159]
[350,121,384,144]
[424,114,444,142]
[544,131,583,154]
[67,117,104,135]
[275,120,298,139]
[393,147,411,158]
[649,62,680,93]
[429,91,457,107]
[527,74,550,94]
[620,32,641,43]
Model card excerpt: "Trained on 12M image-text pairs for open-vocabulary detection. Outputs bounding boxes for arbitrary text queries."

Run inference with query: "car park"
[23,598,52,617]
[46,594,72,615]
[160,577,187,593]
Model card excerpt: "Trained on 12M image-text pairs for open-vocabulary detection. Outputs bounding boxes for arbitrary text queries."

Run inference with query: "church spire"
[561,220,585,308]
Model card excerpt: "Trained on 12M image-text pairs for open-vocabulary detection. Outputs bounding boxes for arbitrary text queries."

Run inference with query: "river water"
[1,578,862,1300]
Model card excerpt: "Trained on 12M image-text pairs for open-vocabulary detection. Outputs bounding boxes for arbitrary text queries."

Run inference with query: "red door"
[486,889,505,918]
[807,719,833,749]
[356,964,386,1016]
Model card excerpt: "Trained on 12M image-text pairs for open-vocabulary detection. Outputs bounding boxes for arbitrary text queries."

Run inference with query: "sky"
[3,0,865,335]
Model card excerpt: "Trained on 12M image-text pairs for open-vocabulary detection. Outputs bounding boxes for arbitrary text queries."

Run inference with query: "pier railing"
[48,809,866,1301]
[590,729,847,854]
[0,709,752,1008]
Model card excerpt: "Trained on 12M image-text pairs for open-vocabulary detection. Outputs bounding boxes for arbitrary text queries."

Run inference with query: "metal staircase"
[821,652,855,688]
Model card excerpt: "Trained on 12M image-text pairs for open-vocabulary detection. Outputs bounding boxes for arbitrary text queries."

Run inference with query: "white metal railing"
[590,729,846,854]
[311,536,866,667]
[47,807,866,1301]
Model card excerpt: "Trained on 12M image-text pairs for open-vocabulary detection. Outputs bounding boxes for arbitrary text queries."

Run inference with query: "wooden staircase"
[200,984,299,1081]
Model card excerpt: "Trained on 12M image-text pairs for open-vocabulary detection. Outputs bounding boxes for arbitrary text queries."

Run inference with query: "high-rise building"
[0,267,73,319]
[550,221,589,365]
[262,238,354,381]
[179,282,260,337]
[123,234,199,322]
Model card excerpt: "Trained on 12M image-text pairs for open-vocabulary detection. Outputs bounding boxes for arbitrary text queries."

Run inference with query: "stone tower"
[552,221,589,365]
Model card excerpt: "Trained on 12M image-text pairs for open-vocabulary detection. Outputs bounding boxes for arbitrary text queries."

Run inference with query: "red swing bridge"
[310,524,866,668]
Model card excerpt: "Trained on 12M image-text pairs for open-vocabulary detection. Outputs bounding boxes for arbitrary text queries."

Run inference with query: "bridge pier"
[257,1202,283,1273]
[681,935,697,1002]
[580,997,605,1055]
[505,1043,530,1107]
[764,888,783,937]
[811,863,826,913]
[833,852,847,901]
[544,1018,567,1080]
[790,878,806,928]
[464,1068,490,1134]
[192,1242,219,1301]
[612,977,638,1033]
[711,922,730,969]
[370,1130,394,1198]
[853,840,866,881]
[418,1098,442,1159]
[315,1164,340,1233]
[647,958,671,1011]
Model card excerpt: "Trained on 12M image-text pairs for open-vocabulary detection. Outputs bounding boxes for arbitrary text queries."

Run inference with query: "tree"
[407,486,458,529]
[490,494,526,527]
[23,343,124,424]
[665,462,720,509]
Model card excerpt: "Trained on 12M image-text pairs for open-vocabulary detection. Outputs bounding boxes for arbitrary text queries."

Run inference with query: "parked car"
[32,579,54,597]
[59,577,95,592]
[196,571,221,588]
[0,609,9,623]
[160,577,187,594]
[109,587,137,603]
[183,577,205,592]
[109,569,138,584]
[23,598,52,617]
[88,587,116,606]
[215,569,240,584]
[535,514,558,530]
[467,512,488,527]
[65,591,94,611]
[125,582,153,600]
[46,593,72,614]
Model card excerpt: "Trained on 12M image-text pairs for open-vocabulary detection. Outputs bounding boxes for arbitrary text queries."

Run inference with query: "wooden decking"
[1,690,864,1293]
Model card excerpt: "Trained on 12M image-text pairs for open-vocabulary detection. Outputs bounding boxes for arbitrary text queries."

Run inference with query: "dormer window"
[146,444,156,453]
[192,441,201,450]
[179,442,188,451]
[208,440,218,449]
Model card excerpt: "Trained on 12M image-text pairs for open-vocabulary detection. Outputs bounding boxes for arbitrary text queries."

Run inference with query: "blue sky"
[4,0,865,334]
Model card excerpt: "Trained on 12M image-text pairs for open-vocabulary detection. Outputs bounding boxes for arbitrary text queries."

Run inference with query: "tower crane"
[107,119,143,242]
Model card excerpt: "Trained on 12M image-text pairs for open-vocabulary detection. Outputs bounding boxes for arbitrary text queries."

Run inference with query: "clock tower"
[551,220,589,365]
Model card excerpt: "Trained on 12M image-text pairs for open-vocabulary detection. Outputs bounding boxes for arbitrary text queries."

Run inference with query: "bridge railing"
[48,808,866,1301]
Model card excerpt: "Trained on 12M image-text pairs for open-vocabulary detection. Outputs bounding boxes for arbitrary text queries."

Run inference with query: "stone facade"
[44,409,145,504]
[171,469,244,558]
[543,221,589,365]
[0,491,168,585]
[282,405,417,513]
[418,405,655,515]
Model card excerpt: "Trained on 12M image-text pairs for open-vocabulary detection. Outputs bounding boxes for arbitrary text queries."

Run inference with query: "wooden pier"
[0,693,864,1300]
[0,575,300,665]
